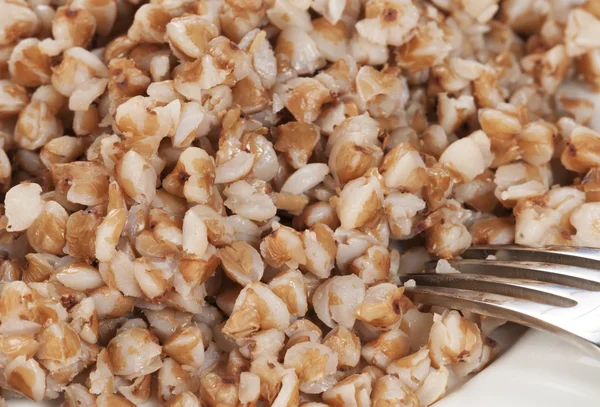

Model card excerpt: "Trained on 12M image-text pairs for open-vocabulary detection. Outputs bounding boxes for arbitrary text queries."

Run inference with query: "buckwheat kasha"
[2,0,600,404]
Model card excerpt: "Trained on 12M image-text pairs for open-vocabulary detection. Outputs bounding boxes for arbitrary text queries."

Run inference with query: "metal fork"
[401,245,600,351]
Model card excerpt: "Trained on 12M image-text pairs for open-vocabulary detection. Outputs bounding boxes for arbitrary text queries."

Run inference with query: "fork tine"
[404,273,578,307]
[405,286,554,325]
[463,245,600,269]
[404,286,600,348]
[425,259,600,290]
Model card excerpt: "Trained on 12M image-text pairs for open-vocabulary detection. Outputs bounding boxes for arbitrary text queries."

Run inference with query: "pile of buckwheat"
[1,0,600,405]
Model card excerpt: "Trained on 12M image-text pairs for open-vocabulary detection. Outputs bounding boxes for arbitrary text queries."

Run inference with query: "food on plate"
[0,0,599,405]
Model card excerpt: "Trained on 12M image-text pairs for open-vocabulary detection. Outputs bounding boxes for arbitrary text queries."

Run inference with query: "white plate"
[436,328,600,407]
